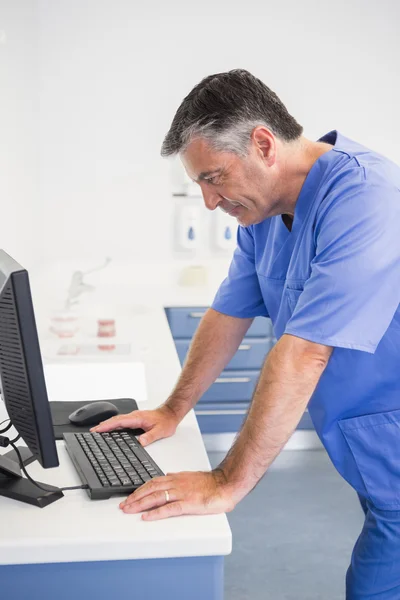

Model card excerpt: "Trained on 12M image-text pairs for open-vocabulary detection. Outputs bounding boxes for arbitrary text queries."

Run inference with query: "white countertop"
[0,296,233,565]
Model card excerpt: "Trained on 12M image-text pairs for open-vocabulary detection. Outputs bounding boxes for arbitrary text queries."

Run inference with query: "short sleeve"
[284,176,400,353]
[212,226,268,318]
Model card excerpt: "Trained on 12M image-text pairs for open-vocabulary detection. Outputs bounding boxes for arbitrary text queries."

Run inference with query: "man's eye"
[206,177,217,185]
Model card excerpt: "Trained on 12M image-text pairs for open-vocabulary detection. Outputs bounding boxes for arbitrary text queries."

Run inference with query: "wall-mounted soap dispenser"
[177,204,202,250]
[214,209,237,251]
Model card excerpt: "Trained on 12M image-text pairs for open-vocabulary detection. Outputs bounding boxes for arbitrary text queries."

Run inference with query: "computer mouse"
[68,401,119,426]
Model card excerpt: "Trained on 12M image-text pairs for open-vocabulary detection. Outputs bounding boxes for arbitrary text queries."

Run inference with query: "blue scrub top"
[212,131,400,510]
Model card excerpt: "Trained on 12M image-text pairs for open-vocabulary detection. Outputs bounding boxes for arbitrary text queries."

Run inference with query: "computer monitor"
[0,250,63,507]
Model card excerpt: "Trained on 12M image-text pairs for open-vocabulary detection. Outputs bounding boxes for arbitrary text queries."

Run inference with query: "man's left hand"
[119,470,234,520]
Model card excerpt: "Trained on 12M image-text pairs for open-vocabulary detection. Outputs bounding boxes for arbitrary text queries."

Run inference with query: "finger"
[119,476,171,508]
[91,414,144,432]
[137,428,160,446]
[142,501,185,521]
[121,490,177,514]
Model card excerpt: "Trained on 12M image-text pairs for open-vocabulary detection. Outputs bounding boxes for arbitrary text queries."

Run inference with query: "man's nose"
[201,186,221,211]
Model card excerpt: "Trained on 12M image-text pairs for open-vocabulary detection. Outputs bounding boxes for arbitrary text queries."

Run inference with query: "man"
[93,69,400,598]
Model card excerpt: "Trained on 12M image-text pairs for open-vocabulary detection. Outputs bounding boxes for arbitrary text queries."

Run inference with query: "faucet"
[65,257,111,310]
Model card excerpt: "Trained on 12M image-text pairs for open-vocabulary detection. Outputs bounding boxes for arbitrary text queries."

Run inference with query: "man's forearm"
[164,308,253,420]
[217,334,333,504]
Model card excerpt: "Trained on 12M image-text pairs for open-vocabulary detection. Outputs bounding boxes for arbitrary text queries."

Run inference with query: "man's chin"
[237,215,258,227]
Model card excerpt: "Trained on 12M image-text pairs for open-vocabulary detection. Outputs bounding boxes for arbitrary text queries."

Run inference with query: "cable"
[0,425,89,492]
[9,442,54,492]
[9,441,89,493]
[0,419,12,434]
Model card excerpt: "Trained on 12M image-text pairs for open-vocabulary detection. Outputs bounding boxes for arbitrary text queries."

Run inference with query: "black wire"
[9,441,89,493]
[0,419,12,434]
[9,442,54,493]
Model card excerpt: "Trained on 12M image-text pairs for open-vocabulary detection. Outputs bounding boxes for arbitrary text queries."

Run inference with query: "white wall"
[0,0,39,269]
[4,0,400,269]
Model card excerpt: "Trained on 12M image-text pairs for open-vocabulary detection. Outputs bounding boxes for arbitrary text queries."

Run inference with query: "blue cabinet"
[165,307,313,434]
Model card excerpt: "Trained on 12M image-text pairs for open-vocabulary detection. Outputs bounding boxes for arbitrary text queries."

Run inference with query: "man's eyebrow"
[196,169,222,182]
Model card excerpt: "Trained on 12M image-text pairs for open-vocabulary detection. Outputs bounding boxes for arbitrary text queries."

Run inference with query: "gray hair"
[161,69,303,158]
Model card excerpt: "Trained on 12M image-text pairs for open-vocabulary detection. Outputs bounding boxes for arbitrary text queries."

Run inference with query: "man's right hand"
[90,405,180,447]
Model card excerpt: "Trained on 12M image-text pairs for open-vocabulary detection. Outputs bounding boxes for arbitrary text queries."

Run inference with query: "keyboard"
[63,430,164,500]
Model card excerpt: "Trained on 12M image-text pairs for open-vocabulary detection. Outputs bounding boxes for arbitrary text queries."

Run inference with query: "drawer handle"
[189,312,206,319]
[215,377,251,384]
[196,409,248,415]
[238,344,251,351]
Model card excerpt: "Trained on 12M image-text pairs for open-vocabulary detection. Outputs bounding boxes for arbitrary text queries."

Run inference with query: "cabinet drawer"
[200,370,259,403]
[195,404,313,433]
[165,307,207,338]
[165,307,273,339]
[195,402,249,434]
[175,337,274,369]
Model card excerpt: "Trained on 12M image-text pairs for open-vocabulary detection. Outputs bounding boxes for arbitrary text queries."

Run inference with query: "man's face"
[181,136,280,227]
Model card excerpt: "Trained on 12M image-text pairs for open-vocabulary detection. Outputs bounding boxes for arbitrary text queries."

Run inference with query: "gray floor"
[208,449,364,600]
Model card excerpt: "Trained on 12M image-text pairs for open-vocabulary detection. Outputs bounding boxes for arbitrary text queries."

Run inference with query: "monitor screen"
[0,250,59,469]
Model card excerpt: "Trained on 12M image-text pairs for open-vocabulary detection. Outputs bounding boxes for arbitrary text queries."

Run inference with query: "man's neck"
[279,137,333,216]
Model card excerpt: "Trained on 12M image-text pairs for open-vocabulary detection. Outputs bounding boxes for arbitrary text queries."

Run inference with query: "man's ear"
[252,126,276,165]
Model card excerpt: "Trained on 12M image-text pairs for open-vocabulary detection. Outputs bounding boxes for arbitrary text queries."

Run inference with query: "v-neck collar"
[289,130,340,235]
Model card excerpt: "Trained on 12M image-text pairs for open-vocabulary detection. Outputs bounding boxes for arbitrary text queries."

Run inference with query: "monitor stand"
[0,450,64,508]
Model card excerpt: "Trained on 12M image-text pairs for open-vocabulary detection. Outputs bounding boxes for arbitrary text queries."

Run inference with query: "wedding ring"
[164,490,170,503]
